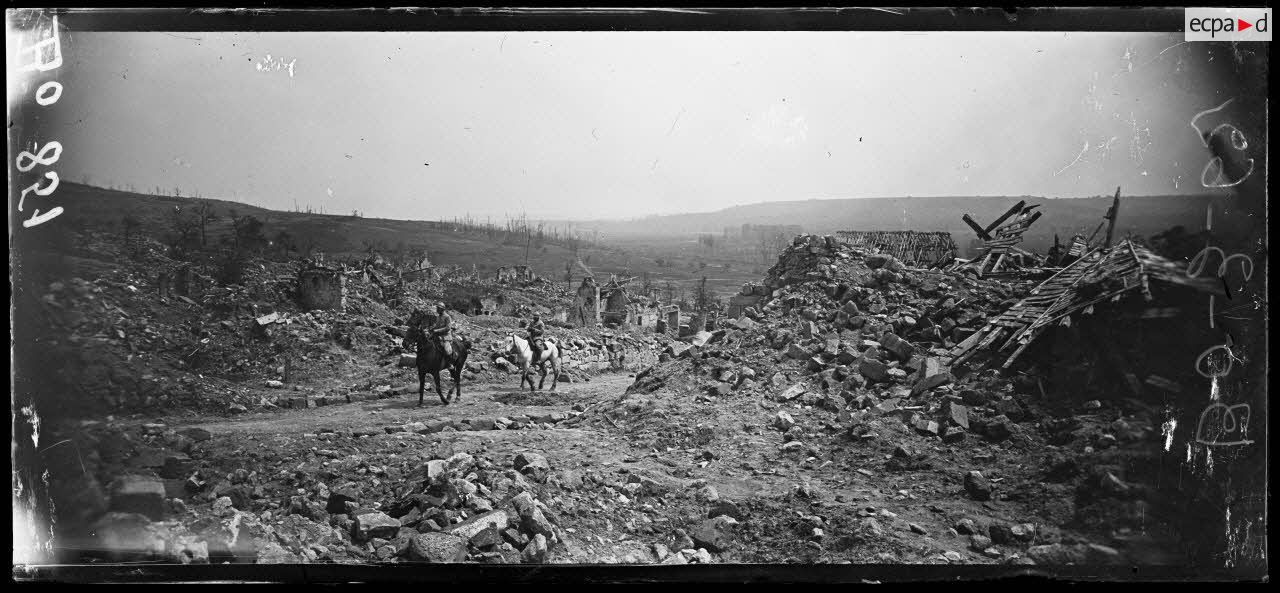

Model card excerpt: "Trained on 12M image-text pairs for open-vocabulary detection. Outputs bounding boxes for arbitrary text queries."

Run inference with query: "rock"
[109,475,167,520]
[990,523,1035,545]
[326,488,360,514]
[859,359,890,383]
[860,517,886,538]
[513,452,550,481]
[409,532,468,563]
[519,505,556,540]
[969,535,994,552]
[879,333,915,361]
[774,411,796,432]
[1028,543,1088,564]
[874,398,900,414]
[521,533,549,563]
[964,471,992,501]
[941,426,967,443]
[778,384,807,401]
[954,519,978,535]
[353,511,401,542]
[265,380,284,389]
[786,343,810,360]
[257,541,301,564]
[469,524,503,549]
[690,515,738,552]
[940,401,970,430]
[912,371,954,396]
[446,509,511,541]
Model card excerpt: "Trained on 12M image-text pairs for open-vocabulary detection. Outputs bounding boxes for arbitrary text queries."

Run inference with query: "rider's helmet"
[436,302,446,313]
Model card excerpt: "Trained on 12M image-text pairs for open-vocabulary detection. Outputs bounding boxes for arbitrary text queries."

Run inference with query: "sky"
[43,30,1234,220]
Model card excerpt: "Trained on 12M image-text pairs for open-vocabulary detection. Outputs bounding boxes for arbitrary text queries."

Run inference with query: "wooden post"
[1103,186,1121,248]
[984,200,1026,236]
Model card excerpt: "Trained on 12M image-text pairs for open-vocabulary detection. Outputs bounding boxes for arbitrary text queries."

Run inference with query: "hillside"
[560,194,1216,256]
[37,183,762,297]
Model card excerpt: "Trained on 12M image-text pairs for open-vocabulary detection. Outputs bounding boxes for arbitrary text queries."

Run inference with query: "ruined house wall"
[297,269,347,311]
[571,279,601,327]
[601,290,631,328]
[728,282,768,317]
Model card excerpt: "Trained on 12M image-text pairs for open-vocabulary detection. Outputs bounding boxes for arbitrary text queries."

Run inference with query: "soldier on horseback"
[430,302,455,357]
[526,312,546,362]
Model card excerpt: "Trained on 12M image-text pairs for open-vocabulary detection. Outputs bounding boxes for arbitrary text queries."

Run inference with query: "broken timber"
[956,201,1043,277]
[944,239,1225,371]
[835,231,958,266]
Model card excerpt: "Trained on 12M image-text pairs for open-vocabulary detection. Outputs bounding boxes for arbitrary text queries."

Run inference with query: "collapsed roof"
[945,238,1225,371]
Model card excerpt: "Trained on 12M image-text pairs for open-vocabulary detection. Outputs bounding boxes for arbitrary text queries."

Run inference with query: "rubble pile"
[626,234,1031,400]
[576,234,1187,564]
[45,419,586,565]
[28,232,669,417]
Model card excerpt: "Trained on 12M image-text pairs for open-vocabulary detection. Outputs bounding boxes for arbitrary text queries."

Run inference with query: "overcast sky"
[51,31,1226,220]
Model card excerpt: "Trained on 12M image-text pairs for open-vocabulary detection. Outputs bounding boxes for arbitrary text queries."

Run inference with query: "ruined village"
[9,17,1268,581]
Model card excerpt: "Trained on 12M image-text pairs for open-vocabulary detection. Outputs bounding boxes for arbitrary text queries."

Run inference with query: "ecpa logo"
[1186,8,1271,41]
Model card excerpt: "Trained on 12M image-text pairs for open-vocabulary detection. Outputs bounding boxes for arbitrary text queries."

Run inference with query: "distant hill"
[36,183,764,296]
[41,183,622,282]
[559,194,1215,256]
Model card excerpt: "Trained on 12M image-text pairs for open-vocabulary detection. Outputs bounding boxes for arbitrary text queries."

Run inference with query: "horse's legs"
[522,364,536,391]
[537,361,547,390]
[450,364,463,401]
[549,358,560,391]
[433,371,447,405]
[417,366,427,406]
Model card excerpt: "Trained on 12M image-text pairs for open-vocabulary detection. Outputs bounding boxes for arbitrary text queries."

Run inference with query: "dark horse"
[406,309,471,406]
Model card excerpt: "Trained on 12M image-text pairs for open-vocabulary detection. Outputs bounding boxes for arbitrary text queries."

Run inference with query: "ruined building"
[599,276,632,328]
[570,276,601,327]
[297,265,347,312]
[836,230,958,267]
[496,265,535,284]
[947,238,1227,405]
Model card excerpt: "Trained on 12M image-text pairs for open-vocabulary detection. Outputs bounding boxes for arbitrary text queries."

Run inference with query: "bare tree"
[168,206,200,257]
[194,200,218,248]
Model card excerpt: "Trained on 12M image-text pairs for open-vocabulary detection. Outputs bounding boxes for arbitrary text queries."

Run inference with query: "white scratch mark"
[1162,419,1177,452]
[667,108,685,136]
[1053,141,1089,176]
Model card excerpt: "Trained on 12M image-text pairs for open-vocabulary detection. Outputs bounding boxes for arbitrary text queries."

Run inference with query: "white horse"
[503,333,563,391]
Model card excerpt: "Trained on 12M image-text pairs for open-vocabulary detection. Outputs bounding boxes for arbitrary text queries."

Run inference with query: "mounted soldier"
[430,302,455,357]
[526,312,546,362]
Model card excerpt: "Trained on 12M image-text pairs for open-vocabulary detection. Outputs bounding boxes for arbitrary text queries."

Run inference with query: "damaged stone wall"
[297,267,347,312]
[570,277,601,327]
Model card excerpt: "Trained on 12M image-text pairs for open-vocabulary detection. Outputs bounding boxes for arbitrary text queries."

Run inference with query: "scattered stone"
[964,471,992,501]
[353,511,401,542]
[409,532,468,563]
[521,533,549,564]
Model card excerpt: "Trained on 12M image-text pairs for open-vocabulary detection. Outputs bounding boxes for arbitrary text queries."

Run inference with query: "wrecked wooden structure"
[945,238,1226,401]
[954,199,1043,277]
[835,230,958,267]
